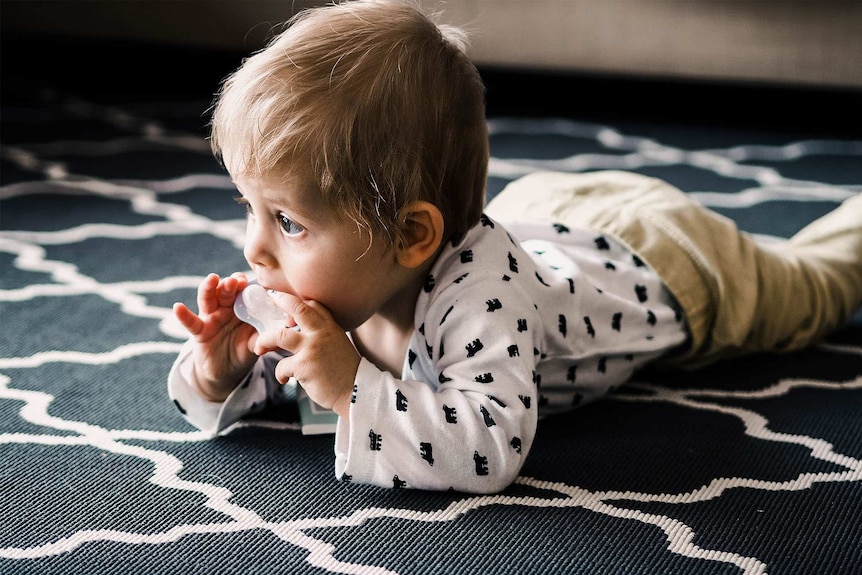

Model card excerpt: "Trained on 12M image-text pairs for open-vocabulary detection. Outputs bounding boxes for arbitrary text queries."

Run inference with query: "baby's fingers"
[273,354,297,385]
[216,275,243,308]
[254,325,301,357]
[270,293,330,333]
[196,273,221,315]
[173,302,204,336]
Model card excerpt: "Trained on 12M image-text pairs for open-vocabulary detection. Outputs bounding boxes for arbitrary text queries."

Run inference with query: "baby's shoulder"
[429,217,527,284]
[418,219,544,322]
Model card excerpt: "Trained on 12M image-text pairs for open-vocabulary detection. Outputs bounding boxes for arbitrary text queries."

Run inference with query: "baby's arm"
[168,344,288,436]
[168,272,276,435]
[335,275,541,493]
[172,272,259,401]
[337,361,536,493]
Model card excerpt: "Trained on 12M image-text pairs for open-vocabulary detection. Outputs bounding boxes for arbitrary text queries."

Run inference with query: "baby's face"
[234,173,401,331]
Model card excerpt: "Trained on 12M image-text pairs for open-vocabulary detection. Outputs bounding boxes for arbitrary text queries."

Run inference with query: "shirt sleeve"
[334,270,541,493]
[166,339,286,436]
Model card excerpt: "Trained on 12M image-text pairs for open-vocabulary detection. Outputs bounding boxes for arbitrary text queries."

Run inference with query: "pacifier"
[233,279,290,334]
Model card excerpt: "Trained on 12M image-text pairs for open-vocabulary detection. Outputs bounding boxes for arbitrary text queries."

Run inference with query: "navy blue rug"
[2,38,861,575]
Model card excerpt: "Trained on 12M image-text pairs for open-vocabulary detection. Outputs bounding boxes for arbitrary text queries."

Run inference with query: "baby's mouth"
[257,283,294,301]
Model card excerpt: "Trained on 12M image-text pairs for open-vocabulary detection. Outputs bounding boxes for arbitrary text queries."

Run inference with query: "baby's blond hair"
[210,0,488,246]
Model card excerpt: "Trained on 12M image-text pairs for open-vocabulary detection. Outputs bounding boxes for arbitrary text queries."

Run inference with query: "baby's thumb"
[268,290,301,327]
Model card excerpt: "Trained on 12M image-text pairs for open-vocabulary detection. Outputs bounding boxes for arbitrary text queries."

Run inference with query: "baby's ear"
[395,201,445,268]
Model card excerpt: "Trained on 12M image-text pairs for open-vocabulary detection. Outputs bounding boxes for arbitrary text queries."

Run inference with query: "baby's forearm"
[334,359,536,492]
[168,344,280,437]
[189,364,248,403]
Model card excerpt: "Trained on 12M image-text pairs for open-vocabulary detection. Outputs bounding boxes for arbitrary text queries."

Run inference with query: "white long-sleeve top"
[168,215,687,493]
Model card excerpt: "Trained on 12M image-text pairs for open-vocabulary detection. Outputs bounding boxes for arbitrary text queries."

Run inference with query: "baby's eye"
[279,214,304,236]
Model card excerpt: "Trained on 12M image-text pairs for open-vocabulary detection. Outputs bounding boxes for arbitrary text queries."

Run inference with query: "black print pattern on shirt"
[408,349,417,368]
[369,430,383,451]
[536,272,550,286]
[508,252,519,273]
[466,339,484,357]
[488,395,506,408]
[558,314,567,337]
[396,390,408,412]
[480,214,495,228]
[475,373,494,383]
[424,274,435,293]
[443,404,457,423]
[393,475,406,489]
[480,405,496,427]
[553,223,570,234]
[486,298,502,312]
[612,312,622,331]
[507,344,519,357]
[567,278,575,293]
[439,372,452,384]
[647,310,657,326]
[635,284,648,302]
[584,316,596,338]
[594,236,611,250]
[454,272,470,285]
[460,250,473,263]
[474,451,489,475]
[605,261,617,271]
[519,394,531,408]
[517,318,527,332]
[567,364,577,383]
[440,305,454,325]
[420,442,434,465]
[511,436,522,453]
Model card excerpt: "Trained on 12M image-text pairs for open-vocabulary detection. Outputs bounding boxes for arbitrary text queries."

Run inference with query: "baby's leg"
[763,192,862,347]
[486,170,862,368]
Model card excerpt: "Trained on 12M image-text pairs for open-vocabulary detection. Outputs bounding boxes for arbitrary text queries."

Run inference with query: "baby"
[168,0,862,493]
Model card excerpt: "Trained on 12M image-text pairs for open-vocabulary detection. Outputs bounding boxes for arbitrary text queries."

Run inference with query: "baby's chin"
[332,309,376,333]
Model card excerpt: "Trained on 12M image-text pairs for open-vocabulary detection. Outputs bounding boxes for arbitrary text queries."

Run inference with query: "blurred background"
[4,0,862,88]
[2,0,861,134]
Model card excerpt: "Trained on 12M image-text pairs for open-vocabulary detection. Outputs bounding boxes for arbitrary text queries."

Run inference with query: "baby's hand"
[254,293,360,420]
[173,272,259,402]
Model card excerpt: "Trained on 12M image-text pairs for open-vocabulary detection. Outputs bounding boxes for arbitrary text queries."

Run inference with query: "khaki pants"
[485,170,862,369]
